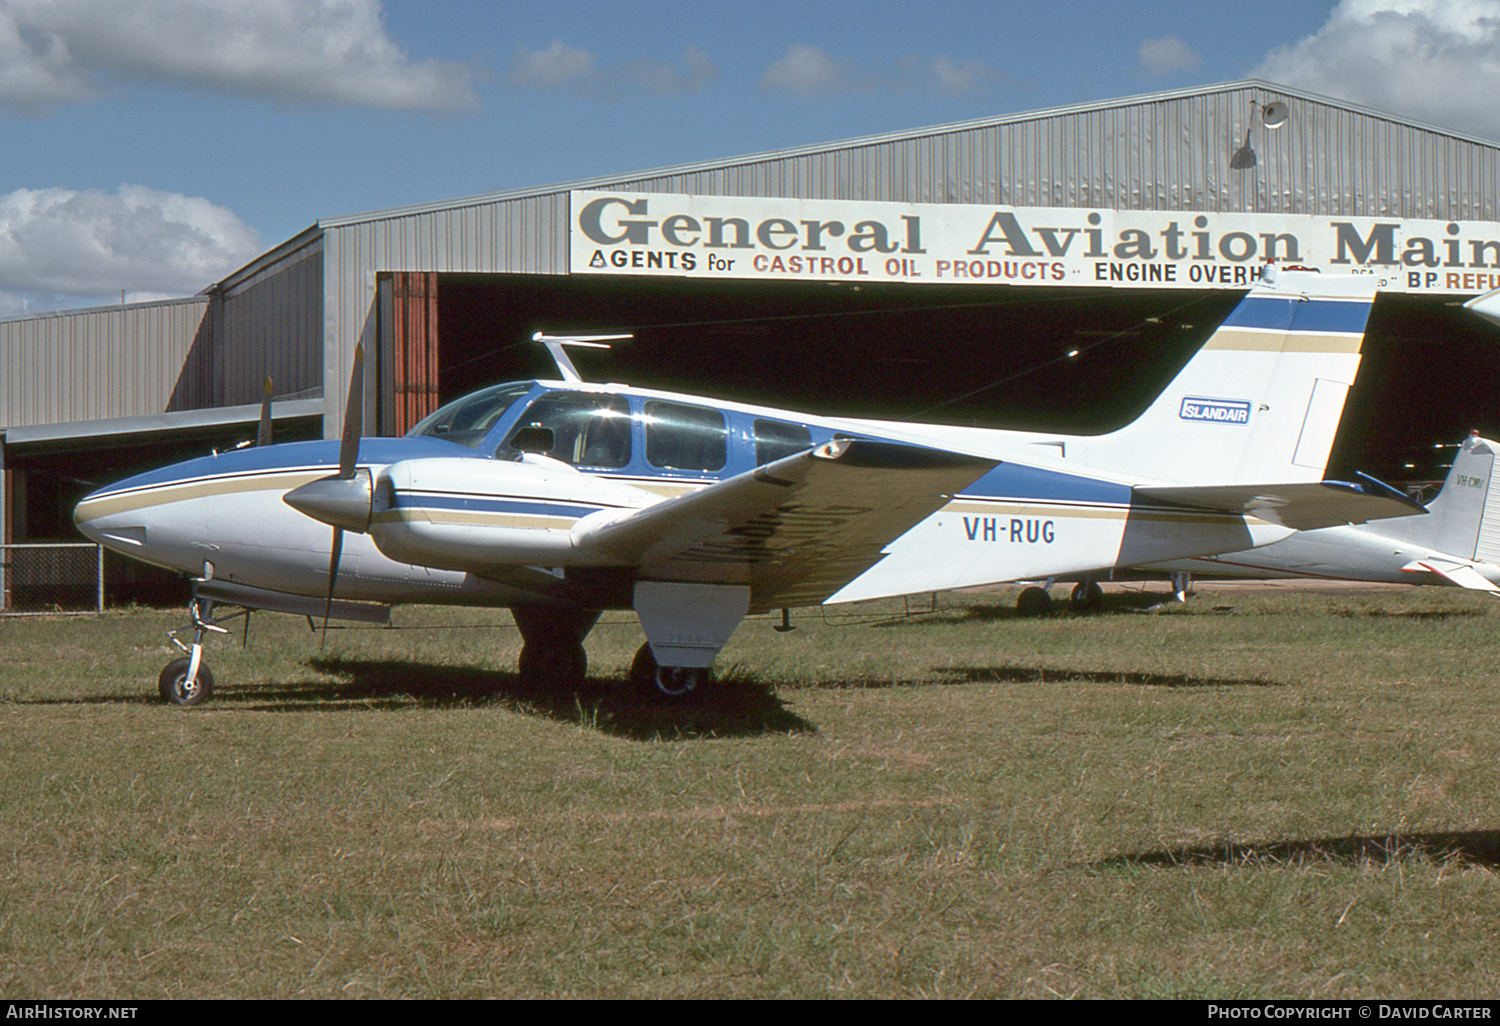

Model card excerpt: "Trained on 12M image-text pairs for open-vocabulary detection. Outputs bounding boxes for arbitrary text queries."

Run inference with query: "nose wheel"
[159,594,231,707]
[159,657,216,706]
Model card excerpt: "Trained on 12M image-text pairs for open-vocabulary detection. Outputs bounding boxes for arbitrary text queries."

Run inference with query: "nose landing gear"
[159,596,233,706]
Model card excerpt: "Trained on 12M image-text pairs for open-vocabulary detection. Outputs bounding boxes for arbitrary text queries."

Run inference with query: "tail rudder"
[1408,433,1500,561]
[1068,267,1378,484]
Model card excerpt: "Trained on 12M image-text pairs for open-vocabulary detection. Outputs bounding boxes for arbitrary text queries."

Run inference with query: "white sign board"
[571,189,1500,294]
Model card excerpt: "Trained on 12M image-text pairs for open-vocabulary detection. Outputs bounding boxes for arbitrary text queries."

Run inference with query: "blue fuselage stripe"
[961,462,1134,505]
[393,492,607,521]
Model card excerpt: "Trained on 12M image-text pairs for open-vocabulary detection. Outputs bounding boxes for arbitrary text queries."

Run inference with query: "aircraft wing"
[1134,480,1427,531]
[573,439,997,611]
[1402,557,1500,595]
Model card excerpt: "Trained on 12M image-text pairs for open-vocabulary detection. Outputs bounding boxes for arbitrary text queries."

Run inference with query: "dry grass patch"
[2,588,1500,997]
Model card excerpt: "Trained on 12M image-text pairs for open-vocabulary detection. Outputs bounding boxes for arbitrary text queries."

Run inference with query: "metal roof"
[318,78,1500,228]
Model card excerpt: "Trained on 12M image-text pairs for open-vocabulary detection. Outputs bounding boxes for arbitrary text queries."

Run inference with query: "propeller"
[282,344,372,641]
[256,377,273,447]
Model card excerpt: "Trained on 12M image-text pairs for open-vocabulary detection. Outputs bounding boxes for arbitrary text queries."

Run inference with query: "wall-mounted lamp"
[1230,99,1290,170]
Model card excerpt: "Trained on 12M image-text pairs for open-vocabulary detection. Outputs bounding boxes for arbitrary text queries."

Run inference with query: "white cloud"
[762,43,850,98]
[0,184,263,314]
[763,44,1003,100]
[0,0,480,115]
[1252,0,1500,140]
[506,39,596,91]
[629,45,718,97]
[923,55,1002,96]
[1138,35,1202,78]
[508,40,719,101]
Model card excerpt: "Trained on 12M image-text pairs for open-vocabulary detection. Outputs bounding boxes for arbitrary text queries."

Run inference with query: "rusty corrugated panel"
[386,271,439,435]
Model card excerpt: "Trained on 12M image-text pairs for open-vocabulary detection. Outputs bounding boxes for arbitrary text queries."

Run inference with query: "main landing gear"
[511,606,712,700]
[512,606,599,690]
[1014,578,1104,615]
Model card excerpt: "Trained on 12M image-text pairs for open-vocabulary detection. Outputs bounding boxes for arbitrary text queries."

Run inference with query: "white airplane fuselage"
[74,381,1300,615]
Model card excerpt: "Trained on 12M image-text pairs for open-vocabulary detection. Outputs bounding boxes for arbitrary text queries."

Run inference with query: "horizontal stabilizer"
[1135,479,1427,531]
[1401,557,1500,595]
[573,439,997,610]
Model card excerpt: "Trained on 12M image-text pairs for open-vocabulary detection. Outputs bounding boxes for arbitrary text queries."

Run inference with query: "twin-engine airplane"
[75,267,1421,705]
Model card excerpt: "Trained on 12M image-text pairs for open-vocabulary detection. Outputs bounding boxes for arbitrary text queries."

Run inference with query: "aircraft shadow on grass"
[859,594,1175,626]
[934,665,1285,689]
[36,660,815,740]
[249,656,817,740]
[877,595,1495,626]
[1098,830,1500,870]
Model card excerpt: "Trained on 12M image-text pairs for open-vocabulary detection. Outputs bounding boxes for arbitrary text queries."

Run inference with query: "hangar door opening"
[426,272,1241,432]
[374,271,1500,486]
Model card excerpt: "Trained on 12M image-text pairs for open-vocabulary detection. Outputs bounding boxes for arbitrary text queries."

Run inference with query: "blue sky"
[1,0,1497,315]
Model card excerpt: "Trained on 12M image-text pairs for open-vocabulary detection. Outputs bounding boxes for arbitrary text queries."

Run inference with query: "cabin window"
[753,419,813,465]
[407,381,534,448]
[644,401,728,472]
[501,392,632,468]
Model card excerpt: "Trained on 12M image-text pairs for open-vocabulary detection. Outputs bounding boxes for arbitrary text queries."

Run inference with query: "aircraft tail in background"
[1390,433,1500,593]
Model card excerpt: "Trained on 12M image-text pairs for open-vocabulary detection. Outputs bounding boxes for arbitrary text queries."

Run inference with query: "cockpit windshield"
[406,381,535,448]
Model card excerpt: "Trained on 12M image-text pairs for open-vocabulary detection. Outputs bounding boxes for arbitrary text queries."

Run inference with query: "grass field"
[3,584,1499,999]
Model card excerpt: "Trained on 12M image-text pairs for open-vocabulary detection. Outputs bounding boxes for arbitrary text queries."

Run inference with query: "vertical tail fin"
[1412,433,1500,562]
[1062,268,1378,485]
[1383,433,1500,594]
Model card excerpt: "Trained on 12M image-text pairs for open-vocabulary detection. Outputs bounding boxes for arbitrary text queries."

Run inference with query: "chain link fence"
[1,543,190,614]
[2,543,104,614]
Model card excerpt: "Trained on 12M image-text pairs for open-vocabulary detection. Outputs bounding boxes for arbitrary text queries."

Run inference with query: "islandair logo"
[1180,397,1252,424]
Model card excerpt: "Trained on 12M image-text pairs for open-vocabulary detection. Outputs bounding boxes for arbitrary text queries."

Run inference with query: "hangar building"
[5,78,1500,608]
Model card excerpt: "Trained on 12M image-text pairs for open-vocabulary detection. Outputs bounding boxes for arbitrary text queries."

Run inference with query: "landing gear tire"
[518,642,588,689]
[158,657,215,707]
[1069,581,1104,613]
[1016,586,1053,616]
[630,643,708,700]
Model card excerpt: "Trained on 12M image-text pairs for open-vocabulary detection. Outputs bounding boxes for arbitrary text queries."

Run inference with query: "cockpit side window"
[499,392,632,468]
[407,381,534,448]
[644,401,728,472]
[753,419,813,465]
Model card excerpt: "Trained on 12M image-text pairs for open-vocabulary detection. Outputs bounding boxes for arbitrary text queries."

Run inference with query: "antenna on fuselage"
[533,332,632,383]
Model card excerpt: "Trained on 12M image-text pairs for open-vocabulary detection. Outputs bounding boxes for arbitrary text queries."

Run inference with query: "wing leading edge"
[572,439,998,612]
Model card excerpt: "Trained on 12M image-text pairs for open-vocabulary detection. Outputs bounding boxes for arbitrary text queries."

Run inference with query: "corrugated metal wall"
[213,232,325,407]
[0,298,210,428]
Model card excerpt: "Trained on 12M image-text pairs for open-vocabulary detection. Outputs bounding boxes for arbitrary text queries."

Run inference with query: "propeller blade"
[325,346,362,644]
[256,377,273,447]
[339,343,364,480]
[322,526,344,645]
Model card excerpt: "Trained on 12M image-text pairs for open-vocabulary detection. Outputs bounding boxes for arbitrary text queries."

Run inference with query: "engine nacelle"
[367,455,658,573]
